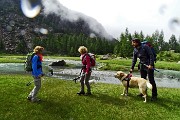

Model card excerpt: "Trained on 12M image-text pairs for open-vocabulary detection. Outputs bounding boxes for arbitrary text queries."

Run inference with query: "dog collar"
[121,76,127,81]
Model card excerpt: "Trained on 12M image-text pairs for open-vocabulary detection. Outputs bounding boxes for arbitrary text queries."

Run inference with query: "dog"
[115,71,152,102]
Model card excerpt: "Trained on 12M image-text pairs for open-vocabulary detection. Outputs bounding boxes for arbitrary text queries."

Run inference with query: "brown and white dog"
[114,71,152,102]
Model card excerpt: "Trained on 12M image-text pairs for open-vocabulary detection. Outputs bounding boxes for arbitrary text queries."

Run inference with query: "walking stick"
[73,68,83,83]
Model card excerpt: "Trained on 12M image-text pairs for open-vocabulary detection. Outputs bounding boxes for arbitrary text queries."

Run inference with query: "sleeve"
[144,46,154,66]
[32,55,39,77]
[151,48,156,61]
[131,50,137,70]
[85,55,91,74]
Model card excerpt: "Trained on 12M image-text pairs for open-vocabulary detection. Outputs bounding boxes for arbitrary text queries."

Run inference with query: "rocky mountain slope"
[0,0,113,53]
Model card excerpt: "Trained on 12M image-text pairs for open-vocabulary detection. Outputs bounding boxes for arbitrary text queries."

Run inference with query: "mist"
[41,0,113,40]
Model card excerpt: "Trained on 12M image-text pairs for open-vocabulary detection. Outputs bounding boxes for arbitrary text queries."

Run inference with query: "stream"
[0,59,180,88]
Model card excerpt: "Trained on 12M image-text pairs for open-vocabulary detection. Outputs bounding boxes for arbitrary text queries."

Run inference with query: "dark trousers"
[80,72,91,93]
[140,69,157,97]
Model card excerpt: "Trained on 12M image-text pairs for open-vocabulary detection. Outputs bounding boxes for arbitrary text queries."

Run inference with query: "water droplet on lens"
[159,5,167,15]
[6,26,12,32]
[90,33,96,38]
[39,28,48,34]
[34,28,39,33]
[169,18,180,31]
[21,0,42,18]
[20,30,26,35]
[9,20,15,26]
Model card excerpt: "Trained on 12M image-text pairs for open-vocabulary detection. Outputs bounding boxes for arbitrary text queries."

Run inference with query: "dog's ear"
[120,72,124,77]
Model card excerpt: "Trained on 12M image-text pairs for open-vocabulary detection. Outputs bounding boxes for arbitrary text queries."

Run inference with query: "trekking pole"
[73,66,84,83]
[26,78,45,86]
[141,63,176,79]
[26,80,34,86]
[26,69,53,86]
[141,63,160,72]
[73,68,83,83]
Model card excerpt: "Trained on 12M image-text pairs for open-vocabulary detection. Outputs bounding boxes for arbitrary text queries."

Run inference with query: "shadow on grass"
[89,93,127,106]
[38,99,75,119]
[149,96,180,110]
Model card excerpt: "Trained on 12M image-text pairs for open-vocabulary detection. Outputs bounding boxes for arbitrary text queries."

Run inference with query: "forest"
[12,28,180,59]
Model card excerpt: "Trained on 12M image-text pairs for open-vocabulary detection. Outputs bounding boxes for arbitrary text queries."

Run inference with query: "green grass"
[97,58,180,71]
[1,74,180,120]
[0,55,180,71]
[0,55,25,63]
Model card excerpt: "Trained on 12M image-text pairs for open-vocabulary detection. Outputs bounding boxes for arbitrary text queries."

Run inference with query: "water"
[0,60,180,88]
[0,63,24,73]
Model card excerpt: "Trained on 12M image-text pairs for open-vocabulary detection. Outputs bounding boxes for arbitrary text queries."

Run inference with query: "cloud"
[59,0,180,41]
[42,0,113,40]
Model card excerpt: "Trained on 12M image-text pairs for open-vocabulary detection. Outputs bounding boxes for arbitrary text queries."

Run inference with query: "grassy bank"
[0,55,24,63]
[0,74,180,120]
[97,58,180,71]
[0,55,180,71]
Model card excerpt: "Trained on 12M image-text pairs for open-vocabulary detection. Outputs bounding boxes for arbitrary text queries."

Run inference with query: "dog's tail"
[146,82,153,90]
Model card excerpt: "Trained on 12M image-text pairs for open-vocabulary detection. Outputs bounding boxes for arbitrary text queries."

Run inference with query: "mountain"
[0,0,113,53]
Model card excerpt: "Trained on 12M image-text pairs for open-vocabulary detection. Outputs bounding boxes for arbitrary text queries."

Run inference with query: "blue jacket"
[32,55,43,77]
[131,45,154,70]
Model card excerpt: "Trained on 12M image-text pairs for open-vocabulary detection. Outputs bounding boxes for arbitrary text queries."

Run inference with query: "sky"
[58,0,180,41]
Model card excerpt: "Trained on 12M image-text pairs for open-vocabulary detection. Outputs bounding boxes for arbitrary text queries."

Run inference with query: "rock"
[49,60,66,66]
[100,54,111,60]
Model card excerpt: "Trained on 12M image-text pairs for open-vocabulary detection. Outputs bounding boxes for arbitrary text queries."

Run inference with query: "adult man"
[130,38,157,101]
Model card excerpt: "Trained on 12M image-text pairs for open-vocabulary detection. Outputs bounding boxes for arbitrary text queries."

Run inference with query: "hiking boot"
[151,96,157,101]
[84,92,92,96]
[27,96,32,101]
[137,93,143,97]
[77,91,85,95]
[31,98,41,102]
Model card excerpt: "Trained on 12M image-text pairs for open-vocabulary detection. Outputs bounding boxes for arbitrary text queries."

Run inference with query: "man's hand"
[148,65,153,69]
[129,69,133,73]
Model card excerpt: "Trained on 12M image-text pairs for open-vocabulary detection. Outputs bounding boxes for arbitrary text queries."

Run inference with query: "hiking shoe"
[27,96,32,101]
[77,92,85,95]
[31,98,41,102]
[84,92,92,96]
[151,96,157,101]
[137,93,143,97]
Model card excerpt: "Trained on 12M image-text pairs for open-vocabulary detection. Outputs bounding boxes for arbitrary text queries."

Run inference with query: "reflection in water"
[0,63,180,88]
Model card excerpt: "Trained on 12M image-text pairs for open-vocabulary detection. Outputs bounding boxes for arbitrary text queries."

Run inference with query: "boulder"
[49,60,66,66]
[100,54,111,60]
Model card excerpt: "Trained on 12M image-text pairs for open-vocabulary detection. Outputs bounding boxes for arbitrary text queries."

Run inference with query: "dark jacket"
[131,45,154,70]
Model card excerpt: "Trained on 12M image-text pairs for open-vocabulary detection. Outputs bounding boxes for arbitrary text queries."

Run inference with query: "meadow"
[0,55,180,120]
[0,74,180,120]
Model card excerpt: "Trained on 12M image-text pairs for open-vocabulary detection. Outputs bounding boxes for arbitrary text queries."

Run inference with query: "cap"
[132,38,140,42]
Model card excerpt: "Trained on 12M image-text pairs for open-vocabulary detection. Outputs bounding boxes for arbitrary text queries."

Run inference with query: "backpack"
[24,52,37,72]
[141,41,157,62]
[82,53,96,67]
